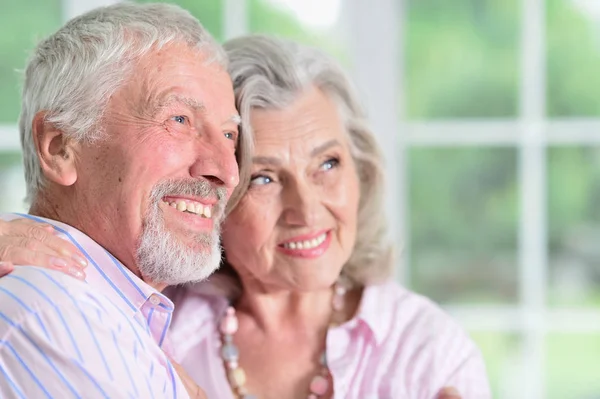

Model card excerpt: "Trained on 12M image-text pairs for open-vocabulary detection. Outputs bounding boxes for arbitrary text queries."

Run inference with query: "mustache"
[149,178,228,218]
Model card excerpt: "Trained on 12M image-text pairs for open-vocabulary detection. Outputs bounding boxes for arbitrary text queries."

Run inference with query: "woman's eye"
[321,158,340,171]
[171,115,187,124]
[250,175,273,186]
[224,132,235,140]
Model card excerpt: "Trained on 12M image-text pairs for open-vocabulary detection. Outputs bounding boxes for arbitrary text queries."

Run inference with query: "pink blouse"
[168,281,491,399]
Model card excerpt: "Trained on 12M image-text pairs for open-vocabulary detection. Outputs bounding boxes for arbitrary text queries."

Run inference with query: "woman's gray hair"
[20,2,226,203]
[217,35,393,292]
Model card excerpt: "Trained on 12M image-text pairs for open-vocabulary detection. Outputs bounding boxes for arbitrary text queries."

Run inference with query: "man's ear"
[32,112,78,187]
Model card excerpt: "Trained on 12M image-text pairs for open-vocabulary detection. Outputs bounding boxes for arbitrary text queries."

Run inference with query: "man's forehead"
[147,92,239,123]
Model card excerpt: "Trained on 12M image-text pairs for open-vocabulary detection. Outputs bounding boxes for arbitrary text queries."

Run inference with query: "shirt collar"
[13,213,173,316]
[351,281,401,346]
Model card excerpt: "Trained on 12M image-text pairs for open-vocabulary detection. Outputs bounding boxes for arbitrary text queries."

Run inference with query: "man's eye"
[171,115,187,124]
[224,132,235,140]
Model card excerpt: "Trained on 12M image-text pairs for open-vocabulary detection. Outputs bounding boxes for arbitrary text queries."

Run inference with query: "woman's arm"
[0,218,87,279]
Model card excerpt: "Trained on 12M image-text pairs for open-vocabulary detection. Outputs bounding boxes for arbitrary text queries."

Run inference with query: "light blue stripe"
[136,312,152,336]
[72,361,111,399]
[166,359,178,399]
[0,312,80,398]
[0,286,50,341]
[80,301,103,322]
[94,293,148,351]
[149,361,155,378]
[31,269,114,381]
[144,374,156,399]
[111,330,139,397]
[0,362,27,399]
[147,307,155,327]
[104,250,146,299]
[2,342,53,399]
[158,312,172,348]
[6,274,83,362]
[135,342,156,399]
[17,214,137,313]
[158,302,174,311]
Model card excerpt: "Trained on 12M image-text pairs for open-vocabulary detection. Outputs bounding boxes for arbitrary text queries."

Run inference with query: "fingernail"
[441,387,460,396]
[72,253,88,268]
[69,267,86,280]
[0,261,12,270]
[50,257,68,269]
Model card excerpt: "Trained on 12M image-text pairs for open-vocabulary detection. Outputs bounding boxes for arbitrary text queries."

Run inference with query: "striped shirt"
[0,213,188,399]
[169,281,492,399]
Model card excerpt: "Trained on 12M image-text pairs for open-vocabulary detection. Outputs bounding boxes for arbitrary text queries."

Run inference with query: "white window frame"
[348,0,600,398]
[2,1,599,398]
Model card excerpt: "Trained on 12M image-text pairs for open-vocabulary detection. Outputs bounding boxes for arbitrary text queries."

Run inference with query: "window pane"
[136,0,224,41]
[471,332,522,399]
[548,147,600,307]
[409,147,518,304]
[0,152,26,213]
[249,0,348,63]
[406,0,520,119]
[1,1,62,123]
[547,0,600,117]
[546,333,600,399]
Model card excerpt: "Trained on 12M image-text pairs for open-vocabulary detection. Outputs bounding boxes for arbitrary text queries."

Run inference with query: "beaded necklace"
[218,280,349,399]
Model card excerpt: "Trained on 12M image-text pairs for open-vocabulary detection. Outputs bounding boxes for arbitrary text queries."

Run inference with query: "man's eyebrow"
[226,114,242,126]
[149,94,206,116]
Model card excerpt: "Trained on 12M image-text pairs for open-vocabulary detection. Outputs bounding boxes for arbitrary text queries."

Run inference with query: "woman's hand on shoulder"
[0,218,87,279]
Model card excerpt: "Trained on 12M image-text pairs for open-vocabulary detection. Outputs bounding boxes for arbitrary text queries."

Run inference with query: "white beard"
[136,179,226,286]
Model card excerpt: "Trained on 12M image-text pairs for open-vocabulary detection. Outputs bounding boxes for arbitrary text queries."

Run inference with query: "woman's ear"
[32,111,78,187]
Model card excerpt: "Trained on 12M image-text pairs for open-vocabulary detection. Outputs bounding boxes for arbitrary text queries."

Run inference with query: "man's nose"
[189,132,240,190]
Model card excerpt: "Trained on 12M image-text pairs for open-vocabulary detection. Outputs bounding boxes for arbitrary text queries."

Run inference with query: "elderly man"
[0,2,241,398]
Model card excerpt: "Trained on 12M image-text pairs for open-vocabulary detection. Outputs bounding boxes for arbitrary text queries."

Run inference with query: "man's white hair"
[19,2,227,203]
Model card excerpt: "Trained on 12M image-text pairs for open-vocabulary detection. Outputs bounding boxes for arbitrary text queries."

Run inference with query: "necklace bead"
[228,367,247,388]
[220,306,239,335]
[309,375,329,396]
[221,342,239,362]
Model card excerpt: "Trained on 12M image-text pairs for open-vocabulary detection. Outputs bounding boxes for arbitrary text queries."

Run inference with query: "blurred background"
[1,0,600,397]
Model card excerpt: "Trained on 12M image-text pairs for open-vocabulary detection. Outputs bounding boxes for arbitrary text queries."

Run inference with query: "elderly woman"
[0,35,489,398]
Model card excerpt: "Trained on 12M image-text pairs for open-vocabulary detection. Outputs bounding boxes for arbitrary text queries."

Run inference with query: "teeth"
[161,199,213,218]
[283,233,327,250]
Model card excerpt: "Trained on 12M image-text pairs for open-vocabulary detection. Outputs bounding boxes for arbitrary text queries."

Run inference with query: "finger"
[0,220,88,268]
[438,387,461,399]
[0,246,85,280]
[0,261,14,277]
[5,219,61,238]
